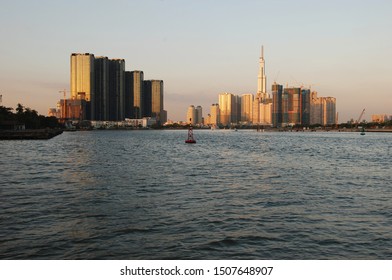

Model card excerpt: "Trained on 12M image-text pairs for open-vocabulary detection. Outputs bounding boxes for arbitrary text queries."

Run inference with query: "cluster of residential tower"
[49,53,166,125]
[49,48,336,128]
[187,47,337,128]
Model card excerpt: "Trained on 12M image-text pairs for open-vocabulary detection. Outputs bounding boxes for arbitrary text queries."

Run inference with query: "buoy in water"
[185,125,196,144]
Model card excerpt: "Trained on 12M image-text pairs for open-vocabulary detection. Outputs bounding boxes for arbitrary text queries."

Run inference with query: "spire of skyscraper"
[257,45,267,99]
[261,45,264,59]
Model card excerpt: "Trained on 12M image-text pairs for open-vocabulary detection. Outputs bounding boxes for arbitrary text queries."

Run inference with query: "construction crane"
[59,89,67,122]
[356,108,366,124]
[59,89,66,99]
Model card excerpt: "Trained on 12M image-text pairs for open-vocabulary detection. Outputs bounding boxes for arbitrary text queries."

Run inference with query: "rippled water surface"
[1,130,391,259]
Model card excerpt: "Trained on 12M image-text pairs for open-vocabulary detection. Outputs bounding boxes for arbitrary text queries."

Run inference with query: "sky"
[0,0,391,122]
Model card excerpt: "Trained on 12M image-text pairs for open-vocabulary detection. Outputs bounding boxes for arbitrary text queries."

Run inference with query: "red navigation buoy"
[185,125,196,144]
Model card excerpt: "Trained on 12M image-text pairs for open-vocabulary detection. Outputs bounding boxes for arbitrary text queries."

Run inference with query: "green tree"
[0,106,15,122]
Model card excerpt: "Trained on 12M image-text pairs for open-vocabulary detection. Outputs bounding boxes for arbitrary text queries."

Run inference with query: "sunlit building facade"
[132,71,144,119]
[218,92,234,126]
[151,80,164,123]
[70,53,95,119]
[71,53,95,102]
[210,104,220,126]
[285,87,301,125]
[310,92,336,126]
[371,114,391,123]
[241,94,253,123]
[259,102,272,125]
[323,97,336,126]
[187,105,196,125]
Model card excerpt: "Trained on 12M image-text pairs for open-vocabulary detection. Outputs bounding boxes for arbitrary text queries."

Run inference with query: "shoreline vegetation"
[0,104,63,140]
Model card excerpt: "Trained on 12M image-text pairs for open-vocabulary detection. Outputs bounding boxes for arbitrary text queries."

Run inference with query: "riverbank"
[0,129,63,140]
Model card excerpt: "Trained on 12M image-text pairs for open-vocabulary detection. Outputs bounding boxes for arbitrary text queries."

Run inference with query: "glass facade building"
[132,71,144,119]
[94,56,109,120]
[108,59,125,121]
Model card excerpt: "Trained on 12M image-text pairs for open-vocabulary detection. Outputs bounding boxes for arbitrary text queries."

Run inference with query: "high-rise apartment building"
[324,97,336,125]
[195,106,203,125]
[285,87,301,125]
[132,71,144,119]
[94,56,109,120]
[70,53,95,119]
[272,82,283,127]
[259,102,272,125]
[232,95,241,124]
[219,92,235,126]
[187,105,196,125]
[210,104,220,126]
[108,59,125,121]
[143,80,152,118]
[310,91,322,125]
[151,80,164,122]
[301,88,311,126]
[241,94,253,123]
[124,71,134,119]
[310,92,336,126]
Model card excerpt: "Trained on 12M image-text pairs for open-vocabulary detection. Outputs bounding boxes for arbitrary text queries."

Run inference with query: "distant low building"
[371,114,391,123]
[59,99,87,121]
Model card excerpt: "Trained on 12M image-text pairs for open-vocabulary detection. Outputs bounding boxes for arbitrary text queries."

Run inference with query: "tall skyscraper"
[151,80,164,123]
[257,46,267,100]
[232,95,241,124]
[210,104,220,126]
[259,102,272,125]
[71,53,95,101]
[272,82,283,127]
[94,56,109,120]
[143,80,152,118]
[301,88,311,126]
[195,106,203,124]
[124,71,134,119]
[187,105,196,125]
[219,92,234,126]
[70,53,95,119]
[324,97,336,125]
[241,93,253,123]
[285,87,301,125]
[108,59,125,121]
[132,71,144,119]
[254,46,271,124]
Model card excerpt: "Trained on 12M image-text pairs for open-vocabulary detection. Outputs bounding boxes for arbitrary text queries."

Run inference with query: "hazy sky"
[0,0,391,122]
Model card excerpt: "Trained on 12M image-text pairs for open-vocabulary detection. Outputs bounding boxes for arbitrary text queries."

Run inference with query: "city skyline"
[0,0,391,123]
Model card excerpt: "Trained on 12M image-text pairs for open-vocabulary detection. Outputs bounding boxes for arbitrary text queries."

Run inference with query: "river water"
[1,130,391,259]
